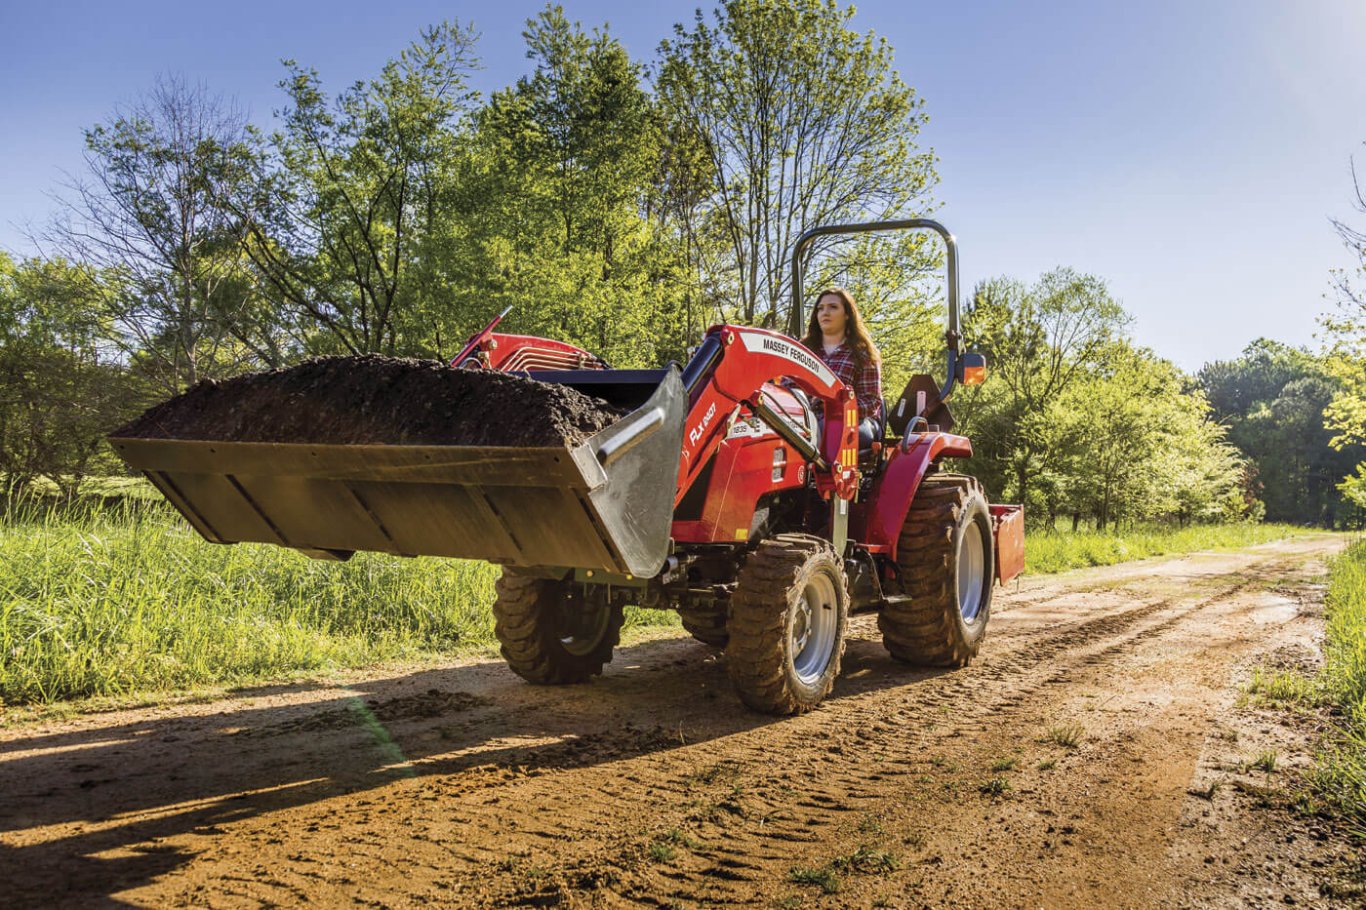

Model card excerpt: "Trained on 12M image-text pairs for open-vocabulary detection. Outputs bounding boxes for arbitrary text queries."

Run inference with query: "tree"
[656,0,938,330]
[0,254,146,498]
[1199,340,1361,526]
[1323,145,1366,508]
[454,7,691,367]
[1056,347,1247,529]
[47,74,260,392]
[230,22,480,356]
[954,268,1129,516]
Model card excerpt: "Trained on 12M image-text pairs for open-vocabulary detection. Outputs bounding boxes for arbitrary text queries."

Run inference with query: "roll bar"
[789,218,965,400]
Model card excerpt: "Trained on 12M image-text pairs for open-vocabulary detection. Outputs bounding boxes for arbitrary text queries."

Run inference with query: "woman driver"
[800,287,884,448]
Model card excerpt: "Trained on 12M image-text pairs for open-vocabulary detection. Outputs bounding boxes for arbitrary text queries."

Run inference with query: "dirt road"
[2,536,1358,908]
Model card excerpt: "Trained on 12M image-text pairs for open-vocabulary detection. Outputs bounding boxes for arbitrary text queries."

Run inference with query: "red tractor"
[113,219,1023,714]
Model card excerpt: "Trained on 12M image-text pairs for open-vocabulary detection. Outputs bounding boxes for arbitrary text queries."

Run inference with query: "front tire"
[493,571,624,684]
[726,535,850,714]
[879,474,994,666]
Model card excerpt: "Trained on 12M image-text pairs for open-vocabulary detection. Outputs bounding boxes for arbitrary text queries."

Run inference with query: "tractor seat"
[857,408,891,472]
[887,374,955,436]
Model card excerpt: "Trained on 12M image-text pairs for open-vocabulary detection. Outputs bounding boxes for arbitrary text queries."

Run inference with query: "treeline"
[4,1,942,494]
[1,0,1362,529]
[29,2,940,388]
[952,274,1366,529]
[1200,340,1364,527]
[955,271,1259,530]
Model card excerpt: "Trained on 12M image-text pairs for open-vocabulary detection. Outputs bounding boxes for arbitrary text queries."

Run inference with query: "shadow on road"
[0,631,942,906]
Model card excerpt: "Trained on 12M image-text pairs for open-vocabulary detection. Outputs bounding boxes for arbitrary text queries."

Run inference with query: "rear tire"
[726,535,850,714]
[879,474,994,666]
[678,603,729,648]
[493,570,624,684]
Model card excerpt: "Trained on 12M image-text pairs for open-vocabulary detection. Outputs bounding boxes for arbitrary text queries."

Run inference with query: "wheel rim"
[559,596,611,657]
[958,521,986,623]
[791,571,839,685]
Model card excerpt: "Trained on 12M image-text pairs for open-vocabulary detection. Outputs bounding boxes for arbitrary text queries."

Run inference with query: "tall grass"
[0,498,680,706]
[0,500,510,704]
[0,491,1317,708]
[1314,541,1366,835]
[1024,523,1313,575]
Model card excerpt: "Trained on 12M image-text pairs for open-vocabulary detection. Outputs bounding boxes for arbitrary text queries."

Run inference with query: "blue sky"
[2,0,1363,371]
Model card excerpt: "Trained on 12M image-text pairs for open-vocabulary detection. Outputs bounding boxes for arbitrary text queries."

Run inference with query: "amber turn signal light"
[959,351,988,385]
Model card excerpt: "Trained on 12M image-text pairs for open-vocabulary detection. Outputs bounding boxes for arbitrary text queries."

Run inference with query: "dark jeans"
[858,416,881,449]
[814,414,883,450]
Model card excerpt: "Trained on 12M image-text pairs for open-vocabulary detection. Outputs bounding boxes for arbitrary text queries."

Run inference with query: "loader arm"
[675,325,861,508]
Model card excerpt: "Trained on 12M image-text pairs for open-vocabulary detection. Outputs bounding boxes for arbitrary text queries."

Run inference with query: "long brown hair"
[801,287,881,370]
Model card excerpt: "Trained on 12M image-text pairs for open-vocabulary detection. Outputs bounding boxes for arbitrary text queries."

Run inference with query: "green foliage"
[457,8,692,367]
[1198,339,1362,528]
[788,864,841,893]
[1244,667,1322,709]
[234,22,481,356]
[1339,463,1366,510]
[955,269,1127,516]
[832,845,900,874]
[1320,142,1366,523]
[977,777,1011,796]
[53,74,262,391]
[657,0,937,331]
[1042,724,1085,749]
[1054,346,1248,528]
[0,255,147,497]
[1312,542,1366,833]
[956,268,1251,528]
[1322,309,1366,516]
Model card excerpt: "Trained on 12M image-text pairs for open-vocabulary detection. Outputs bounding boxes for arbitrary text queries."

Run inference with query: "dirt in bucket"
[112,355,626,447]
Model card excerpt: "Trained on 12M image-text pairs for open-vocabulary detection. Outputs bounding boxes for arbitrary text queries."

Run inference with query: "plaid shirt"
[817,342,884,423]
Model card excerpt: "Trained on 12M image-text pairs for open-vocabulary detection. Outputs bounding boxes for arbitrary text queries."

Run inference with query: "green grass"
[0,496,678,706]
[832,845,900,874]
[1042,723,1085,749]
[1243,666,1322,709]
[0,484,1327,710]
[1312,541,1366,835]
[1024,523,1314,575]
[977,777,1011,796]
[788,865,841,893]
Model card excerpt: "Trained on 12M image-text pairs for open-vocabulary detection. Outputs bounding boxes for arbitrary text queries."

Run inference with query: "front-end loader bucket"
[110,367,685,577]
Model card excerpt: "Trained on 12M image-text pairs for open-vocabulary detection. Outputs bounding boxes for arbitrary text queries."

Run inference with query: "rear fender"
[853,433,973,560]
[991,504,1025,584]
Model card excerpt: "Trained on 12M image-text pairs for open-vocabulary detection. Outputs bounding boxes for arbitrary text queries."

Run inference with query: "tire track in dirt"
[195,548,1317,906]
[0,537,1347,909]
[605,580,1262,907]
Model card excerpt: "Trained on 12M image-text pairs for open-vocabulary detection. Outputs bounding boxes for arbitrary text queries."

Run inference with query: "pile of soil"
[112,355,625,448]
